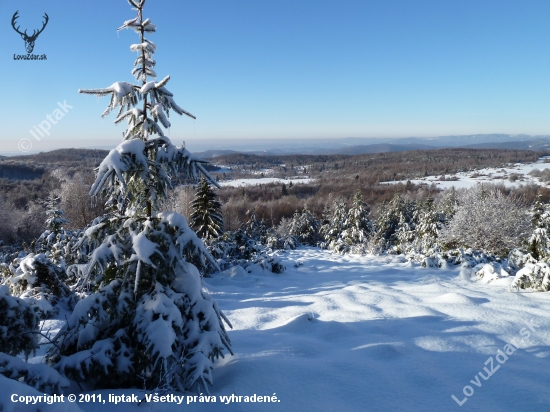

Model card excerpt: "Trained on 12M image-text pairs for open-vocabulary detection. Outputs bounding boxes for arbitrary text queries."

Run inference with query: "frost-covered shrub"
[439,184,531,256]
[421,248,501,271]
[2,254,72,319]
[208,229,286,274]
[507,248,537,274]
[0,285,39,358]
[511,262,550,291]
[271,217,298,250]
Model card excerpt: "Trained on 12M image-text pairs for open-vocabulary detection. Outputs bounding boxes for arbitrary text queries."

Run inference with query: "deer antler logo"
[11,11,49,54]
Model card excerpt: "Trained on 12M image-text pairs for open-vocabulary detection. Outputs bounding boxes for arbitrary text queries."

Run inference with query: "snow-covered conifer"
[289,208,319,246]
[243,209,269,242]
[413,197,445,253]
[48,1,232,393]
[526,194,550,261]
[190,177,224,241]
[375,193,407,243]
[43,194,67,234]
[342,190,373,249]
[320,199,348,252]
[440,186,458,224]
[0,286,69,393]
[0,285,39,358]
[2,254,72,319]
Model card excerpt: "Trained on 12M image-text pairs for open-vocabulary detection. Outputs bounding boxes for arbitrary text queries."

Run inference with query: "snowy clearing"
[4,247,548,412]
[383,156,550,190]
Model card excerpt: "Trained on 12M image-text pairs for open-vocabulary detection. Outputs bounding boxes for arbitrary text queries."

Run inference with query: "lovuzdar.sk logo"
[11,11,48,61]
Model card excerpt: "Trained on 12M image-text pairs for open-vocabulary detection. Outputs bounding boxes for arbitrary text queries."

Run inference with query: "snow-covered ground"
[383,156,550,190]
[3,247,549,411]
[219,177,313,187]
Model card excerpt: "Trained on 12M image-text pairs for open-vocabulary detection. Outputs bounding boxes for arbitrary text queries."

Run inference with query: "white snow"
[17,247,547,412]
[383,156,550,190]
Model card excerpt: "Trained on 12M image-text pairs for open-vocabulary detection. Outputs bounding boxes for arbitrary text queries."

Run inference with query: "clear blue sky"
[1,0,550,154]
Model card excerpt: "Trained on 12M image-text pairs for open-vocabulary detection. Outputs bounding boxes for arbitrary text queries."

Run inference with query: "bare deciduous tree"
[440,184,531,256]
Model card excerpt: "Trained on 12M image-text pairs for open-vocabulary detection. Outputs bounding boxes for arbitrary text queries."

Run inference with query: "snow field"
[3,247,549,412]
[384,157,550,190]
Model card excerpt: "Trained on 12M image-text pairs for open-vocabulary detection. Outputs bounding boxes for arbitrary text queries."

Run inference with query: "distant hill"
[464,139,550,151]
[8,148,109,163]
[321,143,438,155]
[191,149,239,158]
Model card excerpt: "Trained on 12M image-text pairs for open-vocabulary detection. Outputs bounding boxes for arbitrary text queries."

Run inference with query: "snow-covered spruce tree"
[375,193,408,244]
[0,285,39,358]
[44,194,67,234]
[320,199,348,251]
[190,177,224,242]
[342,190,373,252]
[439,184,531,256]
[288,208,319,246]
[32,193,82,267]
[242,209,269,242]
[412,197,445,254]
[2,253,72,319]
[47,1,232,392]
[0,285,69,393]
[525,194,550,261]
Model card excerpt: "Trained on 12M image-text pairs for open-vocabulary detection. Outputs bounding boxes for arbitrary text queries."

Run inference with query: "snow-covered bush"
[2,254,72,319]
[268,218,299,251]
[421,248,501,271]
[0,285,39,358]
[507,248,537,274]
[439,184,531,256]
[0,353,69,394]
[46,1,232,393]
[209,229,286,274]
[511,262,550,291]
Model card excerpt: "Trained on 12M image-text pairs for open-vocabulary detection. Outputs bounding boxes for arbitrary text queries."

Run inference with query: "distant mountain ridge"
[4,134,550,159]
[194,135,550,157]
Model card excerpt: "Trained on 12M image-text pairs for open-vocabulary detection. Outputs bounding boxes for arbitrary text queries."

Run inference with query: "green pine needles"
[191,177,224,241]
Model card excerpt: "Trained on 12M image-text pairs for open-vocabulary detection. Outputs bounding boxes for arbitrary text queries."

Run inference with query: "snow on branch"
[0,353,69,394]
[79,82,140,118]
